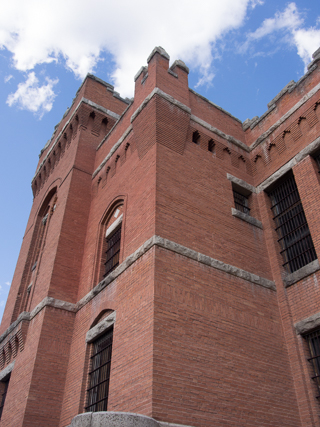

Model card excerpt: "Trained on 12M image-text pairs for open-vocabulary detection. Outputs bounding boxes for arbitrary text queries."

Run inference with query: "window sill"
[295,310,320,335]
[283,259,320,288]
[231,208,263,229]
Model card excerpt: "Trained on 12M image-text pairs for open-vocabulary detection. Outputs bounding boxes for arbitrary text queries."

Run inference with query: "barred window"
[233,190,250,215]
[86,329,113,412]
[305,330,320,400]
[104,226,121,276]
[268,172,316,273]
[0,377,9,420]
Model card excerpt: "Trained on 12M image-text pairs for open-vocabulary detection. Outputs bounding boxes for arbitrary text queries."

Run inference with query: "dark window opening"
[268,173,316,273]
[86,328,113,412]
[104,226,121,276]
[208,139,215,153]
[233,190,250,215]
[192,131,200,144]
[305,329,320,400]
[0,378,9,419]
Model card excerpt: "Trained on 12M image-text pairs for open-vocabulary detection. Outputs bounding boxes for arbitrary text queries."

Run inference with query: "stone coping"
[231,208,263,229]
[0,236,275,345]
[227,173,257,194]
[295,311,320,335]
[257,135,320,193]
[283,259,320,288]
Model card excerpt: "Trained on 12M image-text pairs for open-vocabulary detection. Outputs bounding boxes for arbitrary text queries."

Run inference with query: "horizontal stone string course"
[0,236,276,346]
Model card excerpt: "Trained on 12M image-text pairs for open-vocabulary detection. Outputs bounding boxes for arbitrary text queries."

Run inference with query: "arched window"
[103,205,123,277]
[11,188,57,322]
[96,203,124,284]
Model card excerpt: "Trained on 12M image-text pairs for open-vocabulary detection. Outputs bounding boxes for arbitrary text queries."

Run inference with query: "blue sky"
[0,0,320,321]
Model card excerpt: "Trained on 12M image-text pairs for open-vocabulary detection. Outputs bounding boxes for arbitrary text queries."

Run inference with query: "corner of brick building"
[2,46,320,427]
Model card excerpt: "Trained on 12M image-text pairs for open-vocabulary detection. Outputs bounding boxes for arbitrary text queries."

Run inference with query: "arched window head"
[100,203,124,280]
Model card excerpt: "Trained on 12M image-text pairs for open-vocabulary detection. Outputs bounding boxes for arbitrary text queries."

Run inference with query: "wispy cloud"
[5,282,11,287]
[0,0,260,99]
[4,75,13,83]
[241,2,320,69]
[6,72,58,118]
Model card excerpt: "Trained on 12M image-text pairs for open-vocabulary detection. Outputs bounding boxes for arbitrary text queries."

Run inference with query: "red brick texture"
[2,48,320,427]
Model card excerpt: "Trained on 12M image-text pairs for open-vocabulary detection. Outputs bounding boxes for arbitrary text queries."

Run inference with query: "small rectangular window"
[233,190,250,215]
[305,330,320,400]
[86,328,113,412]
[268,172,317,273]
[104,226,121,276]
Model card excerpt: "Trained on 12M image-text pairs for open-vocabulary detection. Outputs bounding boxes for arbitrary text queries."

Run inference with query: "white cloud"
[7,72,58,118]
[4,75,13,83]
[293,28,320,69]
[0,0,259,98]
[246,3,302,41]
[5,282,11,287]
[242,3,320,68]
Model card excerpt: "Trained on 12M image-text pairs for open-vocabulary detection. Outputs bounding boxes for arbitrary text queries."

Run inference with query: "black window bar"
[233,190,250,215]
[104,226,121,276]
[86,328,113,412]
[305,330,320,400]
[269,173,317,273]
[0,378,9,419]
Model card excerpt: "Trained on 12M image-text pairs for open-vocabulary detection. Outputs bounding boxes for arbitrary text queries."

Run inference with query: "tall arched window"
[11,188,57,321]
[97,203,124,283]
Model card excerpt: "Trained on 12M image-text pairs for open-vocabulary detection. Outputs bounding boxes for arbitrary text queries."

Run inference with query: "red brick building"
[1,46,320,427]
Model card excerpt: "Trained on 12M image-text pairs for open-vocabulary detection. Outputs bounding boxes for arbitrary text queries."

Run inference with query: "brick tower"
[1,46,320,427]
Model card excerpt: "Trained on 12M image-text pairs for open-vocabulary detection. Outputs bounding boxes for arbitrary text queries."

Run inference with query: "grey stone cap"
[86,312,116,343]
[131,87,191,124]
[242,116,259,131]
[170,60,189,74]
[168,69,178,78]
[257,134,320,193]
[189,89,242,124]
[0,297,76,346]
[147,46,170,63]
[227,173,256,194]
[34,97,122,183]
[267,80,296,109]
[134,66,148,82]
[295,311,320,335]
[0,361,14,382]
[4,235,276,344]
[249,80,320,150]
[231,208,263,229]
[190,115,249,153]
[283,259,320,288]
[70,411,160,427]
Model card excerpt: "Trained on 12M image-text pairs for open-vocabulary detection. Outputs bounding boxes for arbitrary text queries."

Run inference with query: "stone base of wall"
[70,412,194,427]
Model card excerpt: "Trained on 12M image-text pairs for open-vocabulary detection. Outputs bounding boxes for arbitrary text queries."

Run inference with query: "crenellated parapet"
[32,100,119,197]
[250,96,320,180]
